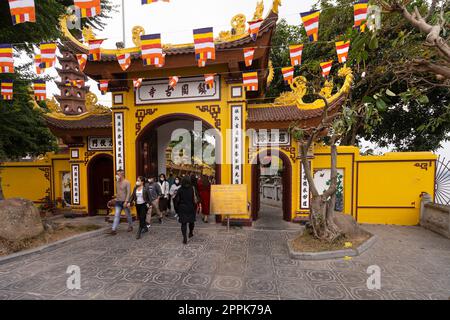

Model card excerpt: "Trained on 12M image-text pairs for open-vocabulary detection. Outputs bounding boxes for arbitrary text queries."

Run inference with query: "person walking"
[127,176,151,239]
[197,175,211,223]
[147,177,163,224]
[190,174,201,216]
[158,173,170,217]
[169,176,181,217]
[167,172,175,212]
[108,169,132,235]
[175,176,199,244]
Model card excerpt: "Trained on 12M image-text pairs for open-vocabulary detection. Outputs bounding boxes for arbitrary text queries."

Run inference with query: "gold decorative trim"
[196,105,221,130]
[135,108,158,135]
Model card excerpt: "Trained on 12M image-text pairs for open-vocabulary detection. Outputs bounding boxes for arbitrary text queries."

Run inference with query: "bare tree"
[379,0,450,79]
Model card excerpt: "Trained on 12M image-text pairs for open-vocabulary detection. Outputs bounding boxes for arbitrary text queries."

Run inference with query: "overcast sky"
[33,0,450,158]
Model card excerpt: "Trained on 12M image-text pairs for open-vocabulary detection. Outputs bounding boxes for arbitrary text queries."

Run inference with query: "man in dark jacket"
[147,177,163,224]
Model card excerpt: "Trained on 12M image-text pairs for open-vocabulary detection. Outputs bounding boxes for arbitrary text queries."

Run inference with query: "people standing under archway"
[127,176,151,239]
[198,175,211,223]
[158,173,170,219]
[169,176,181,218]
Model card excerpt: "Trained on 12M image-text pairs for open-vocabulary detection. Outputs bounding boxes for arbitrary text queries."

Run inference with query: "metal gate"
[435,156,450,205]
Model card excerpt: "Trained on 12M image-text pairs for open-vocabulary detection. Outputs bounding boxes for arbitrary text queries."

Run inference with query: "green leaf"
[376,99,387,111]
[418,95,429,104]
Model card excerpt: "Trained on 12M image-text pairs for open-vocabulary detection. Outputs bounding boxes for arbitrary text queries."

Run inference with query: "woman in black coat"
[175,176,198,244]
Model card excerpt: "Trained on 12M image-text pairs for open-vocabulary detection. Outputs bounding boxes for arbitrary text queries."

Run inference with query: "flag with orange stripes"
[74,0,101,18]
[248,19,263,41]
[8,0,36,25]
[282,67,294,85]
[140,34,164,67]
[300,10,320,42]
[289,44,303,67]
[141,0,170,4]
[204,74,215,90]
[88,39,104,61]
[335,41,350,63]
[76,54,88,72]
[169,76,179,89]
[1,79,13,100]
[99,80,108,94]
[116,52,131,71]
[243,47,255,67]
[0,44,14,74]
[320,61,333,78]
[33,80,46,101]
[35,54,43,75]
[193,27,215,67]
[133,78,143,89]
[354,0,369,32]
[242,72,258,91]
[40,43,57,69]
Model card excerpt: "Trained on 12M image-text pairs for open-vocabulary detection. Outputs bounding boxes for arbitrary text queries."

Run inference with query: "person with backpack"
[174,176,200,244]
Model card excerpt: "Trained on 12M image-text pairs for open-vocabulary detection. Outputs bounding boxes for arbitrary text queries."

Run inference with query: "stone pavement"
[0,211,449,300]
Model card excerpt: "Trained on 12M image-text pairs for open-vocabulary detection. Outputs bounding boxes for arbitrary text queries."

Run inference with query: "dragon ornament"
[132,26,145,47]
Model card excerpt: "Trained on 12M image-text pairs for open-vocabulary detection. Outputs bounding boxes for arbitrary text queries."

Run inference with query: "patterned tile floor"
[0,208,449,300]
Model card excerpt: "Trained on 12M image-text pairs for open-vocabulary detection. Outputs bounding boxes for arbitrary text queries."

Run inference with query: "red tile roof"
[44,114,112,130]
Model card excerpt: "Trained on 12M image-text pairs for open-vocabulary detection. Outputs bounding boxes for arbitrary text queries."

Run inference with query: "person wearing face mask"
[169,176,181,217]
[107,169,132,235]
[158,173,170,218]
[147,177,163,224]
[127,176,152,239]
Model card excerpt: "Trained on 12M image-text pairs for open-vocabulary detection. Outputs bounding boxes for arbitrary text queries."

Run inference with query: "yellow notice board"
[210,184,247,216]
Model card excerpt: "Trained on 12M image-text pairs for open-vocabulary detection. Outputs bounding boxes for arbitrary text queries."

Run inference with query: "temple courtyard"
[0,206,449,300]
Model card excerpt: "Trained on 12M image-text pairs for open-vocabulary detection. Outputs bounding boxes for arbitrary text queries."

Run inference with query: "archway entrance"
[251,150,292,227]
[136,113,221,184]
[87,154,114,215]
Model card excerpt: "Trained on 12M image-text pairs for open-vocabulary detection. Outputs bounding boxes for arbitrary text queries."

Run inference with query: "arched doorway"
[251,149,292,223]
[135,113,221,184]
[87,154,114,215]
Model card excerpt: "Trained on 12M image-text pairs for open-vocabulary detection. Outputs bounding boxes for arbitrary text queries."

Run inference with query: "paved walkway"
[0,213,449,300]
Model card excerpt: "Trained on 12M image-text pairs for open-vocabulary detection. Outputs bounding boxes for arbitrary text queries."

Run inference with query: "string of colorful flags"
[0,0,369,100]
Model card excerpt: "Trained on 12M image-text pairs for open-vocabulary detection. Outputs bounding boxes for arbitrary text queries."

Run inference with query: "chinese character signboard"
[231,105,243,184]
[88,136,113,151]
[252,129,290,147]
[300,162,311,209]
[71,164,80,205]
[114,113,125,172]
[135,76,220,105]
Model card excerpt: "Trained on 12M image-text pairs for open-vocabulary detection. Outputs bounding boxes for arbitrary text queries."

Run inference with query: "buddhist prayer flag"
[34,54,42,74]
[169,76,179,89]
[1,79,13,100]
[0,44,14,74]
[335,41,350,63]
[300,10,320,42]
[88,39,104,61]
[354,0,369,32]
[242,72,258,91]
[204,74,215,89]
[289,44,303,66]
[282,67,294,85]
[8,0,36,25]
[141,0,170,4]
[133,78,143,89]
[156,53,166,68]
[248,19,263,41]
[140,34,164,66]
[76,54,87,72]
[116,52,131,71]
[99,80,108,94]
[320,61,333,78]
[193,27,215,67]
[74,0,101,18]
[40,43,57,69]
[243,47,255,67]
[33,80,46,101]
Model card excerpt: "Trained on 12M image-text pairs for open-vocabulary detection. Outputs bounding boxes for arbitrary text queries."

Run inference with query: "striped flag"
[8,0,36,25]
[282,67,294,85]
[74,0,101,18]
[133,78,143,89]
[289,44,303,67]
[243,72,258,91]
[169,76,179,89]
[193,27,215,67]
[141,0,170,4]
[99,80,108,94]
[76,54,88,72]
[248,19,263,41]
[243,47,255,67]
[300,10,320,42]
[116,52,131,71]
[88,39,104,61]
[0,44,14,74]
[35,54,42,75]
[40,43,57,69]
[156,53,166,68]
[335,41,350,63]
[320,61,333,78]
[354,0,369,32]
[140,34,164,66]
[204,74,215,90]
[33,80,46,101]
[1,79,13,100]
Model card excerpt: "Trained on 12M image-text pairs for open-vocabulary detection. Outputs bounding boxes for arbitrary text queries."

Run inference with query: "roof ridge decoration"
[273,66,353,110]
[60,0,280,54]
[45,92,111,120]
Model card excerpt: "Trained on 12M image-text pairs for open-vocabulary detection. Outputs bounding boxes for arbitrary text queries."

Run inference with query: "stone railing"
[420,193,450,239]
